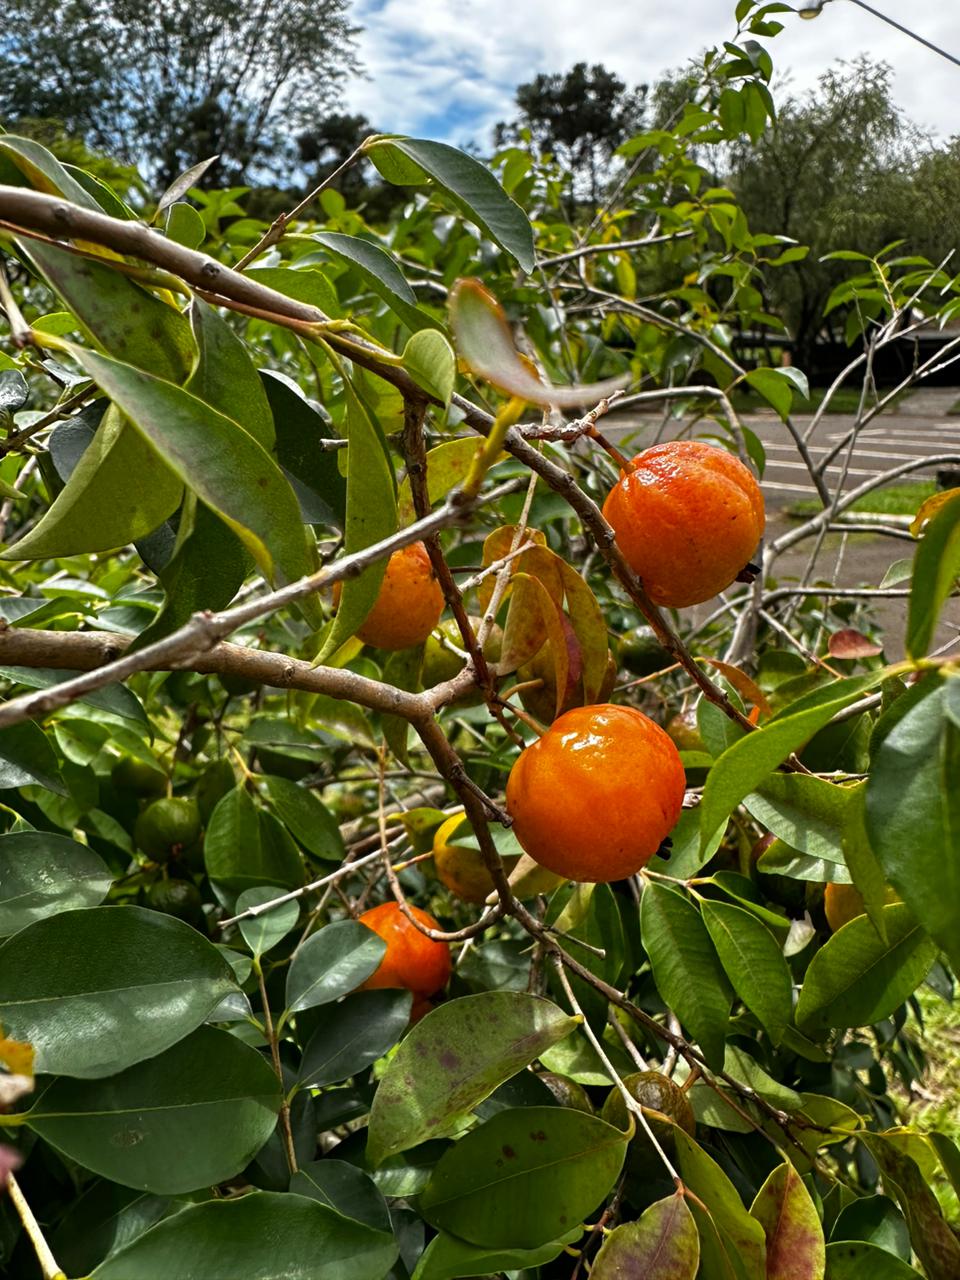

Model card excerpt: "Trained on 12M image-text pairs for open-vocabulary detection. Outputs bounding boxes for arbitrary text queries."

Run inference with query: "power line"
[798,0,960,70]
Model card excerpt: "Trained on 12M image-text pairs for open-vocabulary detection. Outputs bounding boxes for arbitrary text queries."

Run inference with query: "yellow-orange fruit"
[432,811,519,904]
[824,881,898,932]
[337,542,444,651]
[602,440,765,607]
[505,704,685,883]
[357,901,451,999]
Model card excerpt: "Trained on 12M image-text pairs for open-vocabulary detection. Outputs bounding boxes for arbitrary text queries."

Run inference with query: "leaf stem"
[254,959,298,1176]
[7,1173,66,1280]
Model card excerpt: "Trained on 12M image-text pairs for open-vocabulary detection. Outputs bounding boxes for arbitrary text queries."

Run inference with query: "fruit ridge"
[340,541,444,651]
[357,901,451,998]
[602,439,764,607]
[505,703,685,883]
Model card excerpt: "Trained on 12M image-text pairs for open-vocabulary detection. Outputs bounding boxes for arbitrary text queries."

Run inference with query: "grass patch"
[732,385,905,416]
[949,397,960,415]
[787,480,937,519]
[904,986,960,1225]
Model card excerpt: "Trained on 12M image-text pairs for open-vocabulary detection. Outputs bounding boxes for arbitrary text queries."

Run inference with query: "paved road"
[603,387,960,657]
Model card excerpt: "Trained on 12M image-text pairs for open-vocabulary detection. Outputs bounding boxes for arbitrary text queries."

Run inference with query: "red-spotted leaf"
[750,1163,825,1280]
[592,1191,700,1280]
[450,279,628,407]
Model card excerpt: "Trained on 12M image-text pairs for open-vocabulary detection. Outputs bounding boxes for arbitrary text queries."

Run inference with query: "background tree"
[494,62,648,205]
[0,0,361,188]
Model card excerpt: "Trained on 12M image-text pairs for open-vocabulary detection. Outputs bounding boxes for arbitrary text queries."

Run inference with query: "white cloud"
[345,0,959,145]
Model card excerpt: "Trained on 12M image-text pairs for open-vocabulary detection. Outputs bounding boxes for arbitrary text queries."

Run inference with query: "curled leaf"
[450,279,628,408]
[828,630,883,660]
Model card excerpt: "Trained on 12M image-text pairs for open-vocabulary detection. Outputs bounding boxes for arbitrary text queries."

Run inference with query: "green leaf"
[674,1129,767,1279]
[298,989,412,1088]
[907,492,960,658]
[204,788,305,899]
[0,665,148,726]
[858,1134,960,1280]
[743,773,851,860]
[164,201,206,249]
[0,905,236,1077]
[365,135,536,272]
[263,775,346,861]
[368,991,579,1162]
[27,1026,280,1193]
[284,920,386,1014]
[700,678,880,852]
[0,831,112,935]
[592,1192,700,1280]
[745,367,794,420]
[929,1132,960,1206]
[418,1106,626,1249]
[236,887,300,958]
[68,345,312,587]
[701,900,792,1044]
[412,1228,582,1280]
[750,1163,825,1280]
[831,1195,911,1260]
[0,135,106,211]
[865,678,960,971]
[312,231,434,331]
[647,806,726,880]
[842,784,889,942]
[640,883,731,1069]
[795,904,938,1034]
[187,298,274,447]
[824,1242,922,1279]
[2,404,184,560]
[260,371,346,527]
[91,1191,399,1279]
[290,1159,392,1233]
[403,329,457,404]
[0,720,65,792]
[397,437,479,526]
[24,240,194,381]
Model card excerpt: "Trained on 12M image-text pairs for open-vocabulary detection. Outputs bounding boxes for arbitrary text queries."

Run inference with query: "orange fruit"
[357,901,451,999]
[824,881,898,932]
[432,811,519,904]
[505,704,685,883]
[602,440,764,607]
[336,542,444,651]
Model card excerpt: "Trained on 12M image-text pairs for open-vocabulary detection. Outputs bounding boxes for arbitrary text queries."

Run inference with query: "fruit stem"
[586,426,635,473]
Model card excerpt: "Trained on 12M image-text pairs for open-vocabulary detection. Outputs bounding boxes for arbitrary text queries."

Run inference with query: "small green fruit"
[111,756,167,798]
[135,797,202,865]
[539,1073,594,1114]
[601,1071,695,1181]
[146,879,206,929]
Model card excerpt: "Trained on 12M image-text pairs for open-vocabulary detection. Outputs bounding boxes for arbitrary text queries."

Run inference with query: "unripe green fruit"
[421,618,503,698]
[539,1073,594,1114]
[217,672,260,697]
[135,797,202,864]
[196,758,236,824]
[111,756,167,798]
[146,879,206,929]
[601,1071,695,1181]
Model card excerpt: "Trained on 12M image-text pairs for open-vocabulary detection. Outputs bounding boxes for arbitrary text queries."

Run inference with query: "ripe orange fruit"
[602,440,764,607]
[336,542,444,651]
[505,704,685,883]
[357,901,451,999]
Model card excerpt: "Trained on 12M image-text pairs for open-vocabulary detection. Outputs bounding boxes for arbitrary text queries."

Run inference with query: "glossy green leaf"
[824,1242,921,1279]
[701,900,792,1044]
[745,367,793,420]
[699,678,880,852]
[0,664,148,725]
[858,1134,960,1280]
[750,1163,825,1280]
[290,1159,392,1233]
[450,278,628,406]
[91,1191,398,1279]
[842,783,889,942]
[365,135,536,271]
[674,1129,767,1279]
[313,231,433,331]
[263,775,346,861]
[592,1192,700,1280]
[299,989,412,1088]
[796,904,938,1034]
[204,788,305,899]
[236,887,300,958]
[640,883,731,1069]
[419,1105,626,1249]
[0,905,236,1077]
[165,200,206,249]
[929,1131,960,1205]
[0,831,112,935]
[831,1196,911,1260]
[50,1182,174,1278]
[24,240,194,381]
[647,806,726,880]
[0,720,65,792]
[756,837,850,884]
[260,370,347,527]
[69,346,311,586]
[722,1045,802,1113]
[907,491,960,659]
[403,328,456,404]
[284,920,386,1015]
[3,404,184,560]
[743,773,851,860]
[28,1026,280,1192]
[865,678,960,971]
[367,991,579,1164]
[0,134,106,210]
[187,297,274,447]
[412,1227,582,1280]
[317,377,397,661]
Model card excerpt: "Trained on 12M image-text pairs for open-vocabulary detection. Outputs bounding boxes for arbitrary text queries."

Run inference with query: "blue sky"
[344,0,958,147]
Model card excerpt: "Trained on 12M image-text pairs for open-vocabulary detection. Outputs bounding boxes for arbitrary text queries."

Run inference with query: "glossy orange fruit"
[505,704,685,883]
[357,901,451,998]
[602,440,765,607]
[336,542,444,651]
